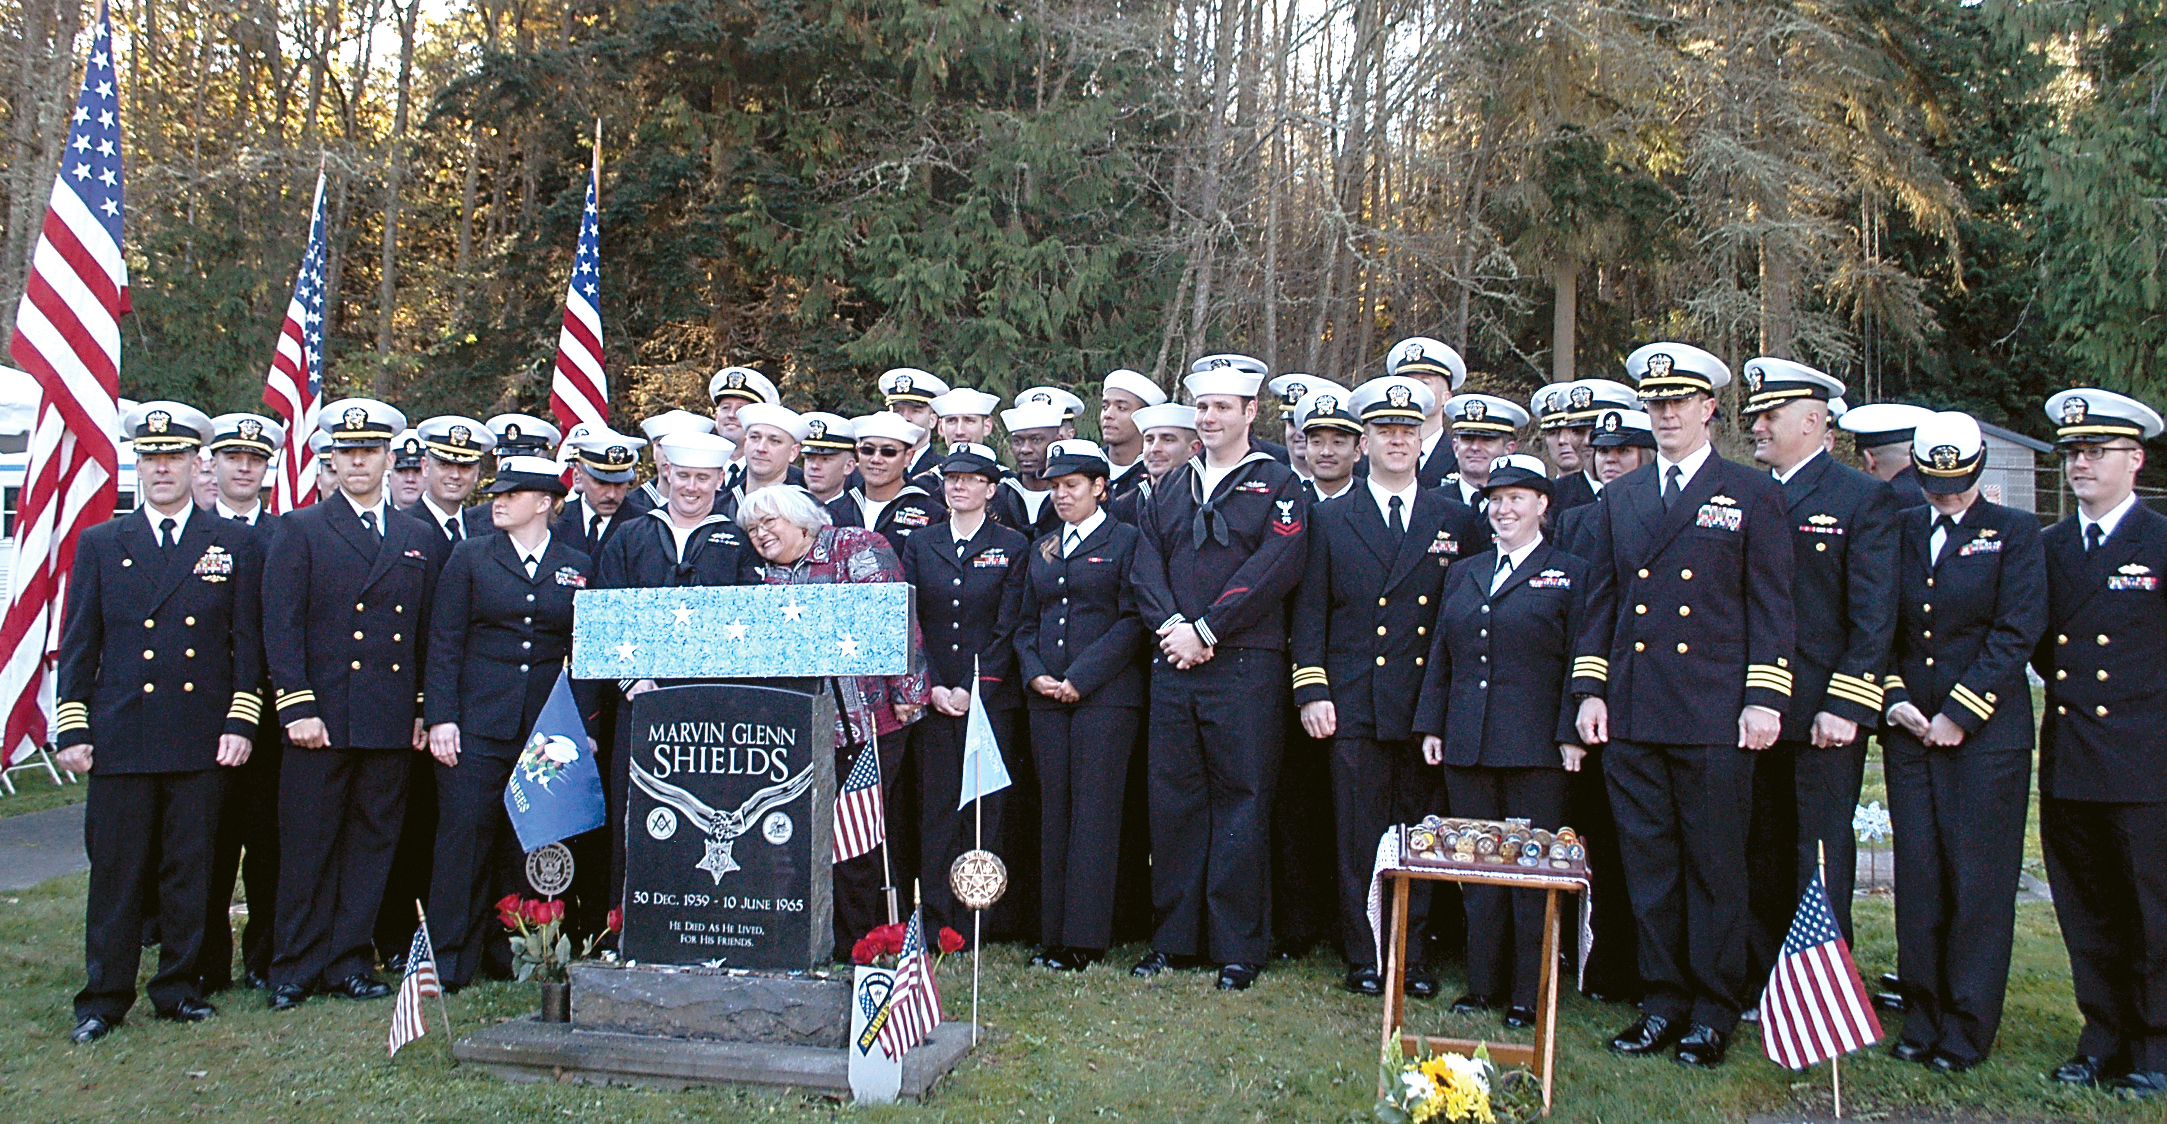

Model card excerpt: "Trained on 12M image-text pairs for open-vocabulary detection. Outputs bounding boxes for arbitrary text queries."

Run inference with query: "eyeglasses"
[2066,444,2141,463]
[858,444,906,459]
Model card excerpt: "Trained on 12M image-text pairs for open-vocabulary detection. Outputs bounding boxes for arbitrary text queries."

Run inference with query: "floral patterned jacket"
[758,525,929,746]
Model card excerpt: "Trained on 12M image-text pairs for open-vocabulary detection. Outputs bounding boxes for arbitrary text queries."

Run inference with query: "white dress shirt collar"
[1771,447,1822,485]
[214,498,260,525]
[2080,491,2139,544]
[420,494,465,536]
[1490,535,1541,594]
[142,500,193,541]
[1062,509,1107,556]
[1655,441,1715,491]
[342,490,389,534]
[1368,475,1419,526]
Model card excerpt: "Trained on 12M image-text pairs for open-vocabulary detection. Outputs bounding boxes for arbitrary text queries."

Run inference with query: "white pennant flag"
[956,664,1012,808]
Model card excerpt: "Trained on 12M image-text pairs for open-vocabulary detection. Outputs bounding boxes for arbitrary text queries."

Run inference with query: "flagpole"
[878,723,898,925]
[416,900,453,1039]
[1820,839,1840,1120]
[970,657,983,1046]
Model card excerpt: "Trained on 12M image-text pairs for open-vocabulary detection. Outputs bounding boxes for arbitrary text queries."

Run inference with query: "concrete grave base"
[452,1017,978,1099]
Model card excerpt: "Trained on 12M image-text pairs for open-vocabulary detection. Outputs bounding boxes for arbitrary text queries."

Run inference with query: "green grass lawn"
[2,871,2161,1123]
[0,768,84,819]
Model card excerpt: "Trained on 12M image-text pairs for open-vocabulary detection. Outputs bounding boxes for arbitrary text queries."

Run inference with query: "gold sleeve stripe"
[55,701,88,719]
[54,701,89,732]
[1747,663,1794,685]
[1824,674,1883,709]
[1572,656,1609,682]
[227,693,263,722]
[1882,675,1906,694]
[1745,671,1794,695]
[1950,684,1994,721]
[275,689,315,707]
[1290,667,1329,689]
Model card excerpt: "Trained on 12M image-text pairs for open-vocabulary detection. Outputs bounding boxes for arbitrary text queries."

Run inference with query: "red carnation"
[938,927,966,954]
[606,907,624,934]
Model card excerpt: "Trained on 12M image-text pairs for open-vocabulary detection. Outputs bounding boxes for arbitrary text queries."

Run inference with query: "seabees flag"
[503,670,605,851]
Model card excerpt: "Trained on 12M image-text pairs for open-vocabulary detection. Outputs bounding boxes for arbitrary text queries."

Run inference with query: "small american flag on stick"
[871,907,941,1060]
[1760,868,1882,1070]
[832,744,885,862]
[388,912,443,1057]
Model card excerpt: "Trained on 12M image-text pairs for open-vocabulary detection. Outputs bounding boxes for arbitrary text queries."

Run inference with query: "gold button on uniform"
[1378,597,1387,607]
[2098,634,2111,645]
[182,683,194,692]
[143,619,154,629]
[1922,630,1932,639]
[1926,577,1935,588]
[353,631,365,640]
[1925,657,1935,666]
[1815,543,1827,552]
[2058,634,2069,645]
[1635,642,1646,652]
[2098,669,2110,681]
[121,559,131,567]
[1418,596,1429,606]
[1921,603,1931,613]
[1374,656,1386,666]
[142,683,153,693]
[1680,569,1693,580]
[184,649,194,658]
[1376,626,1388,636]
[1678,605,1691,617]
[1637,569,1650,579]
[1676,643,1689,654]
[2058,705,2068,715]
[2056,669,2067,680]
[2097,705,2110,717]
[1415,657,1425,667]
[356,603,366,612]
[1417,627,1428,636]
[1635,605,1647,615]
[350,660,362,670]
[142,649,153,659]
[184,616,195,626]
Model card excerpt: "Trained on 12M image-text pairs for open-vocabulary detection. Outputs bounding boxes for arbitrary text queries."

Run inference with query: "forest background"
[0,0,2158,440]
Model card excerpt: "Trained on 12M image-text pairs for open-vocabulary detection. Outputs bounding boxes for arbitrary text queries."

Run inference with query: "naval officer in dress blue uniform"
[1879,411,2044,1073]
[58,402,266,1043]
[487,413,561,460]
[554,429,648,555]
[1837,402,1934,510]
[1571,342,1796,1068]
[403,415,497,543]
[1542,379,1638,512]
[1385,336,1466,488]
[2032,389,2167,1095]
[1438,393,1530,557]
[261,398,438,1011]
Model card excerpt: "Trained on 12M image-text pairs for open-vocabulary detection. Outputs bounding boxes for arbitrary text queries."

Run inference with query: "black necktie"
[159,517,178,552]
[444,516,460,542]
[1662,465,1683,511]
[589,513,606,544]
[1931,514,1956,564]
[1492,552,1513,593]
[230,514,249,525]
[1388,495,1405,536]
[2086,522,2104,553]
[360,510,379,537]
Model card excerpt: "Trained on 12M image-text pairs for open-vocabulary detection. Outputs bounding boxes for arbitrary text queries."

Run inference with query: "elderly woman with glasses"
[739,485,930,960]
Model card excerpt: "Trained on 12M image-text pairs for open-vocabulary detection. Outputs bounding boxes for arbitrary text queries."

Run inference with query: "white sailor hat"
[738,403,811,442]
[1828,397,1849,418]
[1016,385,1087,421]
[1293,388,1362,435]
[124,401,212,453]
[391,429,425,467]
[798,412,856,453]
[1133,403,1198,433]
[1102,369,1168,408]
[487,413,560,455]
[1837,402,1933,447]
[2046,388,2165,445]
[1183,361,1265,400]
[879,368,949,405]
[931,388,1003,418]
[638,409,716,441]
[1188,353,1268,377]
[939,442,1004,478]
[1000,402,1066,433]
[850,411,925,447]
[708,365,780,405]
[417,415,498,464]
[1911,411,1987,494]
[1560,379,1638,425]
[207,412,283,458]
[480,455,570,496]
[1588,408,1656,448]
[1482,453,1553,496]
[1351,376,1435,425]
[1042,439,1112,479]
[567,430,648,482]
[1626,342,1731,400]
[1445,393,1529,436]
[318,398,407,447]
[1739,357,1846,416]
[1386,336,1466,390]
[1266,373,1347,411]
[654,431,736,469]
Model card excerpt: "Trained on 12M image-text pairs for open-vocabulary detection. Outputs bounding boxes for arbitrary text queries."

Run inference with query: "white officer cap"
[1293,388,1362,435]
[1530,382,1573,430]
[849,411,926,447]
[1351,376,1435,425]
[738,403,811,442]
[567,429,648,483]
[638,409,716,441]
[708,365,780,405]
[124,401,213,453]
[318,398,407,447]
[417,415,498,464]
[1015,385,1087,421]
[798,412,856,453]
[1627,342,1731,399]
[308,429,333,456]
[1911,411,1986,494]
[391,429,425,467]
[1133,403,1199,433]
[2047,388,2165,445]
[1000,402,1066,433]
[1739,357,1846,416]
[1560,379,1638,425]
[655,431,736,469]
[930,388,1003,418]
[1828,397,1849,418]
[1386,336,1466,390]
[1837,402,1933,447]
[1042,439,1112,479]
[1445,393,1530,436]
[878,368,949,405]
[207,412,284,458]
[1102,369,1167,408]
[487,413,561,455]
[1266,373,1348,411]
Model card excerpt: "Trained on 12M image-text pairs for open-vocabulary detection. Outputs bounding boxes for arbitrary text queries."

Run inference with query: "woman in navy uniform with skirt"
[422,456,595,991]
[1016,440,1147,970]
[1415,454,1589,1028]
[898,443,1030,935]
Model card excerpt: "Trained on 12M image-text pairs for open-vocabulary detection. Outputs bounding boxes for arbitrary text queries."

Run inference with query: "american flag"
[1759,871,1883,1070]
[832,744,885,862]
[547,131,607,435]
[0,3,127,766]
[387,917,442,1057]
[871,907,942,1060]
[260,169,328,513]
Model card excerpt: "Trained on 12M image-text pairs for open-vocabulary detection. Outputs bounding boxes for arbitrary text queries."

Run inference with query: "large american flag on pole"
[260,169,328,514]
[0,3,127,766]
[547,126,606,435]
[387,917,442,1057]
[832,743,885,862]
[1759,870,1883,1069]
[871,907,942,1060]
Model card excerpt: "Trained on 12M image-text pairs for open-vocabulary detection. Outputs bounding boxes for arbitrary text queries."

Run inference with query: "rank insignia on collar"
[2120,563,2152,575]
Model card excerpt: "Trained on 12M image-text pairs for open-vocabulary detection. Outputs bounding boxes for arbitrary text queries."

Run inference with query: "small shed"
[1978,422,2052,515]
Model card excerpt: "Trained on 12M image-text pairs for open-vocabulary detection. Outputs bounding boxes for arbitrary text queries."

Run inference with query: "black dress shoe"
[1450,993,1499,1015]
[1404,965,1438,999]
[1344,967,1383,996]
[1049,948,1100,972]
[1673,1024,1729,1068]
[1873,991,1906,1012]
[2049,1054,2107,1086]
[1888,1040,1935,1064]
[158,997,217,1022]
[1503,1005,1537,1029]
[2115,1071,2167,1098]
[69,1015,114,1044]
[1609,1013,1681,1055]
[1879,971,1903,991]
[1131,950,1174,978]
[1926,1050,1976,1074]
[326,973,391,1000]
[266,983,308,1011]
[382,952,409,975]
[1215,962,1261,991]
[242,970,270,991]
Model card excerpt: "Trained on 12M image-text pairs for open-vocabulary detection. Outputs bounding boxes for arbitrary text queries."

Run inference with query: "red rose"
[495,893,523,929]
[938,927,966,954]
[873,923,907,955]
[544,899,566,923]
[606,907,624,933]
[521,899,545,925]
[851,936,881,965]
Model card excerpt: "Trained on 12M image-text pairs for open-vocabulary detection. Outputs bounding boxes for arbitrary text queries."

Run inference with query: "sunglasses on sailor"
[857,442,907,459]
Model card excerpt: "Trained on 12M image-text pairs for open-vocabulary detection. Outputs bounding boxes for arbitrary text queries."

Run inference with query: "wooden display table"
[1375,862,1588,1117]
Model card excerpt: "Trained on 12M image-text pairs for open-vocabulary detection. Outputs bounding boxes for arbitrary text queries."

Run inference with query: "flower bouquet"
[496,895,619,983]
[1374,1041,1532,1124]
[850,921,967,969]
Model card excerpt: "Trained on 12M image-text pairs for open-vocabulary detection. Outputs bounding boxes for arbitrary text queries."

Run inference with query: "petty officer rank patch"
[553,566,587,587]
[193,544,234,581]
[1271,499,1302,535]
[1800,514,1844,535]
[971,549,1010,568]
[2109,563,2158,591]
[1526,568,1572,589]
[1696,494,1743,532]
